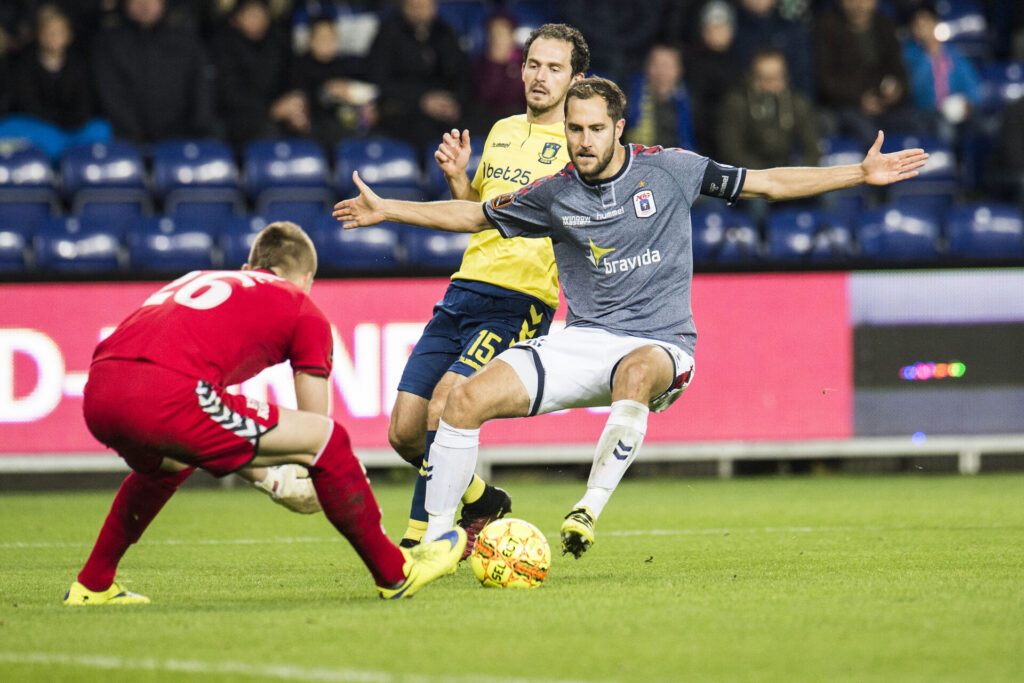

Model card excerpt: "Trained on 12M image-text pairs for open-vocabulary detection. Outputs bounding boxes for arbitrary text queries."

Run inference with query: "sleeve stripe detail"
[729,167,747,203]
[482,203,512,236]
[293,365,331,376]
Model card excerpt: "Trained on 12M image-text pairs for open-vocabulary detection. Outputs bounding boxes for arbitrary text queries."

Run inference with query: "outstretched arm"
[740,131,929,201]
[332,171,490,233]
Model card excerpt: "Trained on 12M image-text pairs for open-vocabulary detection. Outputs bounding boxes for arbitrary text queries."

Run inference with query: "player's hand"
[434,128,472,178]
[252,464,322,515]
[861,131,929,186]
[332,171,385,228]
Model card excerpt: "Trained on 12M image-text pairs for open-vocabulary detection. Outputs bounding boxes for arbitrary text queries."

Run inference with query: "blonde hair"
[247,221,317,278]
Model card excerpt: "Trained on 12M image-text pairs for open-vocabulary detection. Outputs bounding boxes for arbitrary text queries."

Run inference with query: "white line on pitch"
[0,523,1015,550]
[0,652,611,683]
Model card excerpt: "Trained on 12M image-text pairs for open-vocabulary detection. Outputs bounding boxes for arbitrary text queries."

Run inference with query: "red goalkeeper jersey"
[93,269,333,386]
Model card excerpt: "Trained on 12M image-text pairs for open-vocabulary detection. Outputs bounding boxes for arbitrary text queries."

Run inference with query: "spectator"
[290,16,377,147]
[213,0,304,147]
[989,97,1024,203]
[716,49,819,170]
[733,0,814,96]
[366,0,468,154]
[625,43,696,150]
[686,0,740,156]
[0,4,110,161]
[92,0,213,143]
[470,10,526,128]
[814,0,922,146]
[902,4,981,143]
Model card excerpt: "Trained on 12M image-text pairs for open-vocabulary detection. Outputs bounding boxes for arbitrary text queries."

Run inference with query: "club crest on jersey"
[633,189,656,218]
[538,141,561,164]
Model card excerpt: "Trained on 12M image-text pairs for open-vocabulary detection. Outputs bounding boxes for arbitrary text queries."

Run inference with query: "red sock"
[78,466,194,592]
[309,423,406,586]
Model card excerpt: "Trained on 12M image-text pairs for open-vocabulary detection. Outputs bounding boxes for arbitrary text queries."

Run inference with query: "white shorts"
[497,326,694,416]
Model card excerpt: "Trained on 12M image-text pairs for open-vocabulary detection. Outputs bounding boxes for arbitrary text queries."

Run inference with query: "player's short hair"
[523,23,590,76]
[564,77,627,123]
[248,221,318,278]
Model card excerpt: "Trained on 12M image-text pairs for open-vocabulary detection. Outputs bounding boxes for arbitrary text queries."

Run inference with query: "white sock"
[424,418,479,541]
[574,400,649,518]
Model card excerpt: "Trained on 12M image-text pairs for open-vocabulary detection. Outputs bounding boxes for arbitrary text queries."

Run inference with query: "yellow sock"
[461,475,486,505]
[402,519,427,543]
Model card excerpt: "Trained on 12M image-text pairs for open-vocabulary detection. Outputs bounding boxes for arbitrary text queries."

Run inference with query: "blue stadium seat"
[244,139,333,216]
[128,215,218,272]
[935,0,991,62]
[0,145,60,232]
[152,140,244,222]
[509,0,558,34]
[691,208,760,266]
[263,202,329,234]
[882,134,958,211]
[818,136,866,226]
[336,137,424,201]
[221,215,268,269]
[765,209,855,264]
[34,216,123,272]
[404,227,471,269]
[978,62,1024,115]
[424,147,483,199]
[315,213,403,270]
[60,141,151,223]
[0,221,30,271]
[856,207,941,263]
[947,203,1024,259]
[436,0,488,55]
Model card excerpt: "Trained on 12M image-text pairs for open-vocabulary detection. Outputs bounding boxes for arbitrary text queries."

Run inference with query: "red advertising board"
[0,274,852,455]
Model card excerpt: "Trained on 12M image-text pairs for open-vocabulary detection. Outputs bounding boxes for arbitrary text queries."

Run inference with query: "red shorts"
[83,359,279,477]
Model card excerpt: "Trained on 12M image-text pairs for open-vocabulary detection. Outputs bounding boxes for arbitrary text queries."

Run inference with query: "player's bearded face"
[566,97,621,181]
[522,38,575,116]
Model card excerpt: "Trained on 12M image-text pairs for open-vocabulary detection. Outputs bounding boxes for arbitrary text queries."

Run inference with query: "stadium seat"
[946,203,1024,259]
[935,0,991,62]
[435,0,488,55]
[0,221,31,271]
[60,141,151,223]
[404,227,471,269]
[765,209,856,264]
[263,201,330,234]
[0,145,60,233]
[690,208,760,266]
[856,207,942,263]
[424,147,483,199]
[244,139,334,216]
[315,213,403,270]
[151,140,245,222]
[34,216,123,272]
[221,215,269,269]
[978,62,1024,115]
[128,215,219,272]
[881,134,958,212]
[336,137,424,201]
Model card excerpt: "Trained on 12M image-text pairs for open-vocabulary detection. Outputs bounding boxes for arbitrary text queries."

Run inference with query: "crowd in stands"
[1,0,1024,275]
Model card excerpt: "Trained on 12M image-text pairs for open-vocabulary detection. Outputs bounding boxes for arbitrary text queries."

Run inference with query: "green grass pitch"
[1,473,1022,682]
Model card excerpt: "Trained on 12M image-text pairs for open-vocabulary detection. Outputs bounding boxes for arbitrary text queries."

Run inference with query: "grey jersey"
[482,143,746,355]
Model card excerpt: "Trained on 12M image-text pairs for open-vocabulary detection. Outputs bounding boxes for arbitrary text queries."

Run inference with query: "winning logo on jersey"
[633,190,656,218]
[538,141,562,164]
[586,238,616,268]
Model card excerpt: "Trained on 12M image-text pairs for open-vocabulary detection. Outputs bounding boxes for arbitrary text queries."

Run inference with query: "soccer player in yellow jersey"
[389,24,590,554]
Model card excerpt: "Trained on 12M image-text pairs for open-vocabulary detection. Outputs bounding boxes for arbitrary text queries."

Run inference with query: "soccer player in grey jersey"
[334,77,928,558]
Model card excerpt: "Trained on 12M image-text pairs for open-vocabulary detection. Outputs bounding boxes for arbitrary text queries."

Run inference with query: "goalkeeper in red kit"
[64,221,464,604]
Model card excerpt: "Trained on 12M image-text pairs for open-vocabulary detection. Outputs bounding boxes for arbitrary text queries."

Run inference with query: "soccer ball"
[470,518,551,588]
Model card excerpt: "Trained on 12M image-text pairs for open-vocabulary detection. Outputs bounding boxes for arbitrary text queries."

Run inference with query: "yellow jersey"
[452,115,568,309]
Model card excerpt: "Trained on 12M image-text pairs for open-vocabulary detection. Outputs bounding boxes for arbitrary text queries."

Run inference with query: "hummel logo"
[612,440,633,460]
